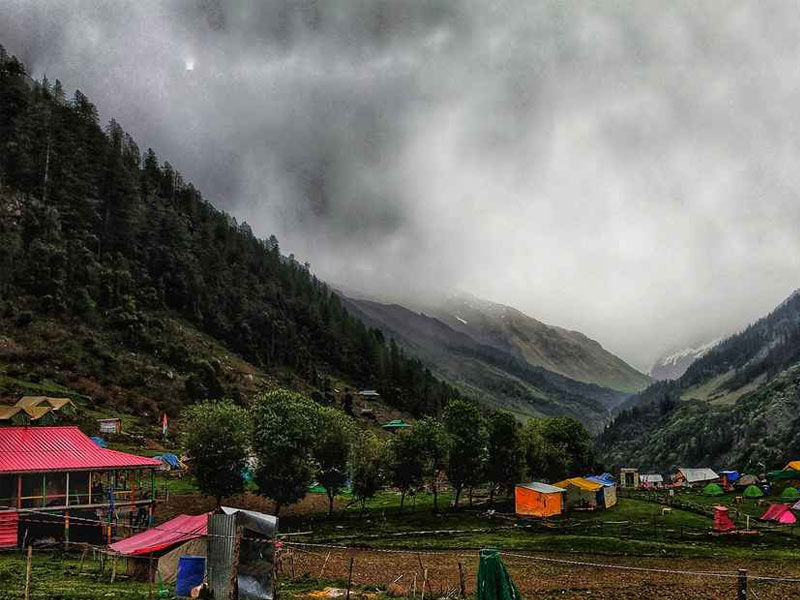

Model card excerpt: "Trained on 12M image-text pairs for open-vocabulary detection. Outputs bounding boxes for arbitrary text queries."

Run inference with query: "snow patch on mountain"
[650,338,721,381]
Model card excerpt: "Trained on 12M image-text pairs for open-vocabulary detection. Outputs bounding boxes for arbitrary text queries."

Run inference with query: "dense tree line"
[182,391,595,514]
[0,48,455,416]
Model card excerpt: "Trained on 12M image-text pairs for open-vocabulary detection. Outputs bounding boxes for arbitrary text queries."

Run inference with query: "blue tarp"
[721,470,740,482]
[90,436,107,448]
[156,453,181,469]
[587,473,616,487]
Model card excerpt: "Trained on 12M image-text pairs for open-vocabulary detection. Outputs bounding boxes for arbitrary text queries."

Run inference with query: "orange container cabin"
[514,482,566,517]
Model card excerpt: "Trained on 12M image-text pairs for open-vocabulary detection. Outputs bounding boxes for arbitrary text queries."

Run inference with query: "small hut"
[586,474,617,508]
[514,482,566,517]
[552,477,604,510]
[619,468,639,489]
[713,506,736,533]
[640,474,664,488]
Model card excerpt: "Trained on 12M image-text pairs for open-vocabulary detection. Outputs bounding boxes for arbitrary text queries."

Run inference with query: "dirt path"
[284,545,800,599]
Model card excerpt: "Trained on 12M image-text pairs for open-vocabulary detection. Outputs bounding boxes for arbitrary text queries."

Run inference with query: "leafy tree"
[349,429,385,513]
[442,398,487,508]
[522,416,592,481]
[182,400,249,506]
[412,417,450,512]
[486,411,524,505]
[314,406,355,515]
[251,389,323,516]
[386,430,423,511]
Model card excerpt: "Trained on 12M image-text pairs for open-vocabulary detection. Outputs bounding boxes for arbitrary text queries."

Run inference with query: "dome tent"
[743,485,764,499]
[779,487,800,501]
[703,483,724,496]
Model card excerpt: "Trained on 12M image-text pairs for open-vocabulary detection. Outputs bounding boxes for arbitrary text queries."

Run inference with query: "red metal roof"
[110,513,209,555]
[0,426,161,474]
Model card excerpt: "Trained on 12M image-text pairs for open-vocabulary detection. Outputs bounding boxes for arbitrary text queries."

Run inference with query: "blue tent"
[155,453,182,469]
[721,470,740,483]
[90,436,107,448]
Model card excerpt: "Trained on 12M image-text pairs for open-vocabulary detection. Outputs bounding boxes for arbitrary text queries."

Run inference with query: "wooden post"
[458,562,466,598]
[110,554,117,583]
[24,546,32,600]
[412,573,417,599]
[319,551,331,578]
[229,526,243,600]
[345,556,355,600]
[421,568,428,600]
[738,569,747,600]
[290,550,296,581]
[148,555,154,600]
[79,543,88,574]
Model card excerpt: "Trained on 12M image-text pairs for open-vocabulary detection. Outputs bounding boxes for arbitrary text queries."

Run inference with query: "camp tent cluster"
[0,396,76,426]
[515,474,617,517]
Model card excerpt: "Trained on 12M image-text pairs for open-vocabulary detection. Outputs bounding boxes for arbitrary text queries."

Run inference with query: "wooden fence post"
[78,543,88,574]
[24,546,32,600]
[345,556,355,600]
[110,554,117,583]
[458,562,466,598]
[738,569,747,600]
[421,568,428,600]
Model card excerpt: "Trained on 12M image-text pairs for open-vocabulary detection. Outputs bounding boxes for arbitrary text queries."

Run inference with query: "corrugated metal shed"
[677,468,718,483]
[0,426,161,473]
[517,482,566,494]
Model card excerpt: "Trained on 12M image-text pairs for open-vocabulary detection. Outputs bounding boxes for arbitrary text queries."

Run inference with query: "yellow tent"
[552,477,603,510]
[785,461,800,471]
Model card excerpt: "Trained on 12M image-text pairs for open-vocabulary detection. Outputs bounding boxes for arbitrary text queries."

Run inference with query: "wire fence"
[280,541,800,600]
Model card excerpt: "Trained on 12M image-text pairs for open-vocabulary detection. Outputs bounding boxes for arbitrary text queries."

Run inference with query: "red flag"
[161,413,168,437]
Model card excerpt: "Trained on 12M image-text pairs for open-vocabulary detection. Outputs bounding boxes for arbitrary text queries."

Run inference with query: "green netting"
[476,549,522,600]
[743,485,764,498]
[702,483,724,496]
[779,487,800,501]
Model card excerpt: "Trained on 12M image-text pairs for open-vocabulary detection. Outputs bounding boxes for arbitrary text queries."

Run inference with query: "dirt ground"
[284,546,800,599]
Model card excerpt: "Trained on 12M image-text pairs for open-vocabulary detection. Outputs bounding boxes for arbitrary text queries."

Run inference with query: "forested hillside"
[599,290,800,470]
[0,47,455,418]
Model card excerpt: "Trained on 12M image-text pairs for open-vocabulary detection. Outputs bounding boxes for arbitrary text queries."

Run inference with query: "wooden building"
[0,426,160,547]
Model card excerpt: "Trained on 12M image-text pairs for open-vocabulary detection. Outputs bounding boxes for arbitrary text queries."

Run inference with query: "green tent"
[779,487,800,501]
[703,483,724,496]
[743,485,764,498]
[476,549,521,600]
[381,419,411,430]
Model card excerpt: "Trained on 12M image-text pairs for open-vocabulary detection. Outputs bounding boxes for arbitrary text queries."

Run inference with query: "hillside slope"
[428,294,651,393]
[0,48,454,419]
[599,289,800,469]
[344,296,631,432]
[649,339,719,381]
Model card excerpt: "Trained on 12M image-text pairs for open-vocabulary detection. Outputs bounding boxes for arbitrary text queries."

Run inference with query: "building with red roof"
[0,426,161,547]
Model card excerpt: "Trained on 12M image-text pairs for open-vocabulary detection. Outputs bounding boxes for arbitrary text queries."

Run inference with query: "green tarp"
[476,549,521,600]
[743,485,764,498]
[767,469,800,482]
[779,487,800,501]
[703,483,724,496]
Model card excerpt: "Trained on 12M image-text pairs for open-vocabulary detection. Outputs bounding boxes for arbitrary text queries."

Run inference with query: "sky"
[4,1,800,371]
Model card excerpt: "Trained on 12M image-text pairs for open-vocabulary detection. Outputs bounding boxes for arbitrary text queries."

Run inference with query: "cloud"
[3,1,800,370]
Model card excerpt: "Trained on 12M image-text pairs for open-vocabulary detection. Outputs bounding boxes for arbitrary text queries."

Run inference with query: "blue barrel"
[175,555,205,597]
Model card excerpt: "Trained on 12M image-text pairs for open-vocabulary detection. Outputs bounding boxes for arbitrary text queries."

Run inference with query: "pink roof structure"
[0,426,161,473]
[110,513,210,555]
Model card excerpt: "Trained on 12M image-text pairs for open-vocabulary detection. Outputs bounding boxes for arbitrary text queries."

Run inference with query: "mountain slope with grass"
[344,296,632,432]
[599,289,800,470]
[428,294,651,393]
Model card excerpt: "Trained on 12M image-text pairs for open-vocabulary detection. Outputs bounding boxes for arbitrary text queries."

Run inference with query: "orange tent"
[514,482,566,517]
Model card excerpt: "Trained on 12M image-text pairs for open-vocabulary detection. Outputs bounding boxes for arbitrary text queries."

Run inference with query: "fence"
[281,541,800,600]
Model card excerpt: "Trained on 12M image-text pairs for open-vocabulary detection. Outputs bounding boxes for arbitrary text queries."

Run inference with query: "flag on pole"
[161,413,168,438]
